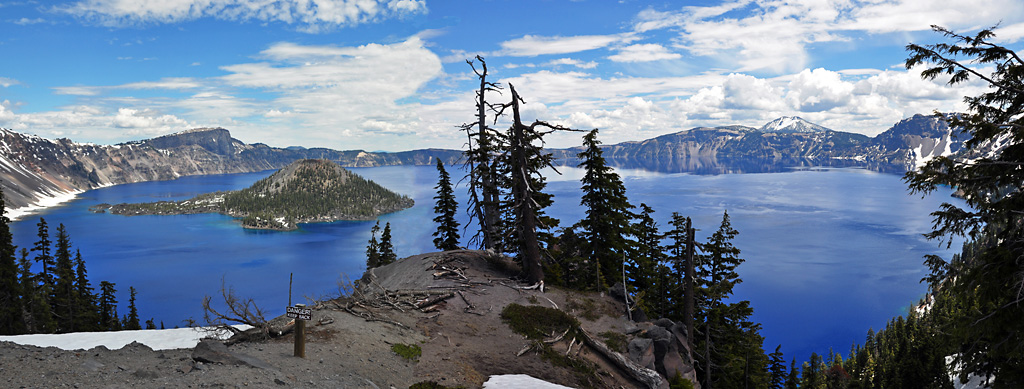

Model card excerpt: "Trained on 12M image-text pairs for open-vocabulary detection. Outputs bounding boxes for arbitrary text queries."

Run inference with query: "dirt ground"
[0,250,652,388]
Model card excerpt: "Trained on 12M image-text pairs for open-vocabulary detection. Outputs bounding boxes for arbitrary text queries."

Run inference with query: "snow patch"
[483,374,573,388]
[0,325,252,351]
[6,188,83,221]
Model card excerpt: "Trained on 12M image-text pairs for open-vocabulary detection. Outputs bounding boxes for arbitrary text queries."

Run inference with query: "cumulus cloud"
[55,0,427,31]
[0,77,19,87]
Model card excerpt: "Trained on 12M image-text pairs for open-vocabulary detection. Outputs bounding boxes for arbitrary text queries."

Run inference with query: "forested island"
[89,159,413,230]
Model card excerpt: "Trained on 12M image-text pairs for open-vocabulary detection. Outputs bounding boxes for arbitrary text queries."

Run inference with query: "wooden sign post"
[286,304,312,358]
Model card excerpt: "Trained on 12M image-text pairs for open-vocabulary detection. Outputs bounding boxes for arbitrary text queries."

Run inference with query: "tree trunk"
[509,85,544,285]
[684,217,695,350]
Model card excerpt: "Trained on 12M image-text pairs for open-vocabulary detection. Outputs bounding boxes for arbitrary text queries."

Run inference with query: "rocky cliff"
[1,114,978,219]
[0,127,460,218]
[551,114,971,174]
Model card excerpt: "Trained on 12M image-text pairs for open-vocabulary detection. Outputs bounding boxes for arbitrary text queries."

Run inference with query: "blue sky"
[1,0,1022,151]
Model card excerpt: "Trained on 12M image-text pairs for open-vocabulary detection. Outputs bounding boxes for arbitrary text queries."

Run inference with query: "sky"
[1,0,1022,152]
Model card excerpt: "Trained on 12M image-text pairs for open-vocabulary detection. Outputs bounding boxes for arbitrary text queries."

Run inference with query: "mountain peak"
[760,116,831,133]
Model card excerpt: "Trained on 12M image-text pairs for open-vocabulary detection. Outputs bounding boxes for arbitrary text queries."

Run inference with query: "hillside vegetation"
[92,159,413,230]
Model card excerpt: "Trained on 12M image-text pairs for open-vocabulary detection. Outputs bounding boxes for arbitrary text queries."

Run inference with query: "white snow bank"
[6,188,82,221]
[483,374,573,388]
[0,325,251,351]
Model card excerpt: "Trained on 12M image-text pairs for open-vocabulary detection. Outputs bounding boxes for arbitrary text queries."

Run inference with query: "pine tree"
[666,213,697,349]
[631,203,667,317]
[0,184,25,335]
[904,25,1024,384]
[802,352,823,389]
[768,345,787,389]
[124,286,141,330]
[379,222,397,265]
[432,159,460,251]
[98,281,118,331]
[365,221,381,268]
[32,218,55,296]
[52,224,76,332]
[73,249,100,332]
[495,84,565,285]
[145,318,156,330]
[786,359,799,389]
[576,128,634,290]
[695,211,764,389]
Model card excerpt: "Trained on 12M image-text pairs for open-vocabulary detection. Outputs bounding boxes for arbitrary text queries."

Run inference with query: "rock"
[608,282,628,301]
[132,370,159,379]
[192,339,275,370]
[627,338,656,370]
[653,318,675,329]
[81,359,104,372]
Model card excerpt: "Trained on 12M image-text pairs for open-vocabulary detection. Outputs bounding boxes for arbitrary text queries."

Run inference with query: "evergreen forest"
[0,185,147,335]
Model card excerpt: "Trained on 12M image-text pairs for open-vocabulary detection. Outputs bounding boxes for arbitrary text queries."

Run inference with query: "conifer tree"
[124,286,141,330]
[786,359,799,389]
[630,203,667,317]
[0,184,24,335]
[768,345,787,389]
[98,281,118,331]
[52,223,76,332]
[32,218,55,295]
[495,84,565,285]
[73,249,100,331]
[432,159,460,251]
[379,222,397,265]
[666,213,697,343]
[365,221,381,268]
[576,128,634,289]
[904,25,1024,384]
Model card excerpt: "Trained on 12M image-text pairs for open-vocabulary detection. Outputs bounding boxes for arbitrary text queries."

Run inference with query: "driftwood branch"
[578,327,667,389]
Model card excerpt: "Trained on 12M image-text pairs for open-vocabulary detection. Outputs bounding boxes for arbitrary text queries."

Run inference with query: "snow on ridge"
[5,188,83,221]
[0,325,251,351]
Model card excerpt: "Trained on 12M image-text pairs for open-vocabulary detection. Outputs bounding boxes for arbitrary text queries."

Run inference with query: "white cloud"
[639,0,1024,74]
[842,0,1024,34]
[498,34,633,57]
[608,43,682,63]
[12,17,46,25]
[0,77,19,87]
[547,58,598,69]
[112,107,190,130]
[785,68,855,112]
[56,0,427,31]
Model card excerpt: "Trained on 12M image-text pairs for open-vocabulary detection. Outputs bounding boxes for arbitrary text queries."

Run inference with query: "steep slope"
[0,128,459,219]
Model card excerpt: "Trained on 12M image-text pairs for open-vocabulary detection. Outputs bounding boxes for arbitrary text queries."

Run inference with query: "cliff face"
[0,127,460,216]
[551,114,970,174]
[0,114,980,218]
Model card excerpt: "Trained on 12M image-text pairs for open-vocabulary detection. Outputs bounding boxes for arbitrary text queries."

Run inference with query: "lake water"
[9,164,962,362]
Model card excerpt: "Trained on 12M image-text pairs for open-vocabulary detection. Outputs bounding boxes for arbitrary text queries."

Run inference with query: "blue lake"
[8,164,962,362]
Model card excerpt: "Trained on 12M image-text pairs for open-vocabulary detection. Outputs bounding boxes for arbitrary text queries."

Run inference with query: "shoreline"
[6,188,83,221]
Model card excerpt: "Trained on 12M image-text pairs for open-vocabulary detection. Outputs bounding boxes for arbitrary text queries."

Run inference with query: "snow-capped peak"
[760,116,832,133]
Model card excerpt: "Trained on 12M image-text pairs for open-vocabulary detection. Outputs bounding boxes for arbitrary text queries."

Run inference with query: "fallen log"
[578,327,667,389]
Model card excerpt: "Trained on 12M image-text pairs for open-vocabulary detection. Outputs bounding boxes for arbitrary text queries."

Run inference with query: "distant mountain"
[91,159,413,230]
[760,116,832,133]
[1,114,984,218]
[0,127,459,218]
[550,114,970,174]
